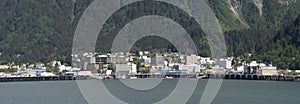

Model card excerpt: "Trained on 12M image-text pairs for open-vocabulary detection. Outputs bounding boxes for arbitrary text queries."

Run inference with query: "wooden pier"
[205,74,300,81]
[123,74,191,79]
[0,76,88,82]
[119,74,300,82]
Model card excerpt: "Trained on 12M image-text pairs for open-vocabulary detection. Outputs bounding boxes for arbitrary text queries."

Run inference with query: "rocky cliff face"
[227,0,243,16]
[207,0,300,31]
[278,0,297,5]
[253,0,263,16]
[227,0,296,16]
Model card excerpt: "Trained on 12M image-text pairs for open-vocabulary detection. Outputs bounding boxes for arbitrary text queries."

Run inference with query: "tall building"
[184,54,200,65]
[151,54,165,66]
[96,55,108,64]
[115,63,137,74]
[215,58,233,69]
[258,66,278,76]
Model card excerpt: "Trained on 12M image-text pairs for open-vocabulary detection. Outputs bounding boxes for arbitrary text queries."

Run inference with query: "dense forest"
[0,0,299,70]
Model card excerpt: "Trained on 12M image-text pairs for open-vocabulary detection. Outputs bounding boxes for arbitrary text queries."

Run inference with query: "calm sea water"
[0,80,299,104]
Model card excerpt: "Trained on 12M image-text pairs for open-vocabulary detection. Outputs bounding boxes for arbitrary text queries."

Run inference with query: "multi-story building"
[115,63,137,74]
[151,54,165,66]
[184,54,201,65]
[215,58,233,69]
[257,66,278,76]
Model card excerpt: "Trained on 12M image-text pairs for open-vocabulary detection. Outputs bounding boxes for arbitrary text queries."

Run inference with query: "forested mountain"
[208,0,300,31]
[265,15,300,69]
[225,14,300,69]
[0,0,299,69]
[0,0,92,63]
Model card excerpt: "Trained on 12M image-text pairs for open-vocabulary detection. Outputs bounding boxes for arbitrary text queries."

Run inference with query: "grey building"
[151,54,166,66]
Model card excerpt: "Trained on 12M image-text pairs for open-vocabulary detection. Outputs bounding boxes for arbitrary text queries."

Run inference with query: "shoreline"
[1,74,300,82]
[0,75,88,82]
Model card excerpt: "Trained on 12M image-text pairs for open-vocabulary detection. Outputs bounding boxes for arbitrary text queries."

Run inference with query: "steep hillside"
[0,0,299,70]
[0,0,92,63]
[207,0,300,31]
[266,14,300,69]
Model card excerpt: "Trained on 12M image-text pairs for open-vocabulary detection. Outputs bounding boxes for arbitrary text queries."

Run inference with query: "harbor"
[0,75,88,82]
[105,73,300,82]
[1,52,300,83]
[1,73,300,82]
[205,74,300,81]
[1,79,300,104]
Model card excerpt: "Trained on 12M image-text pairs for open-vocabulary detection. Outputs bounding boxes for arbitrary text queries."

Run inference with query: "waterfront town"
[0,51,300,81]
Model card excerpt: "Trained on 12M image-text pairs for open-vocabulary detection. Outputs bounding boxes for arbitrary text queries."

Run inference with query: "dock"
[205,74,300,81]
[0,75,88,82]
[2,74,299,82]
[116,74,300,82]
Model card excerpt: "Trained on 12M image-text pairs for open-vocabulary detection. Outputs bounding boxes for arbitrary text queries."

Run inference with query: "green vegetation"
[0,0,299,70]
[0,68,18,72]
[46,68,59,75]
[0,0,92,64]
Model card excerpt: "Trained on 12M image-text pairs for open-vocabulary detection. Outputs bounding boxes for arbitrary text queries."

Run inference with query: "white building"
[17,69,47,77]
[139,51,144,56]
[96,55,108,64]
[184,54,201,65]
[215,58,232,69]
[179,64,201,73]
[78,71,93,76]
[258,66,278,76]
[41,72,55,76]
[199,57,213,64]
[249,61,259,67]
[141,56,151,67]
[108,55,127,64]
[59,65,73,72]
[234,66,245,72]
[35,63,46,69]
[0,65,9,69]
[151,54,165,66]
[115,63,137,74]
[144,51,150,55]
[51,61,62,67]
[245,61,268,74]
[206,66,226,74]
[131,63,137,74]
